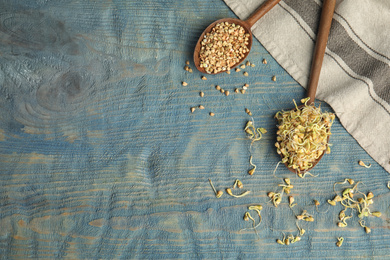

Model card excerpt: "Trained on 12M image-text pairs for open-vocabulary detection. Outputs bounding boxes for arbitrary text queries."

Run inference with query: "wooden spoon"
[282,0,336,174]
[306,0,336,106]
[193,0,281,74]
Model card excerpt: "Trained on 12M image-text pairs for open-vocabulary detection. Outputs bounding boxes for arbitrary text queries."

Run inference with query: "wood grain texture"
[0,0,389,259]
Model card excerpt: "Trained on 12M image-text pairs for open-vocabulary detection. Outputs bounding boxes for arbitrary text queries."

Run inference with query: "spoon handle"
[245,0,282,28]
[307,0,336,105]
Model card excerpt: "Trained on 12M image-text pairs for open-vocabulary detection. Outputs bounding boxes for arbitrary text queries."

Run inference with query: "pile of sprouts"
[275,98,335,173]
[328,178,382,233]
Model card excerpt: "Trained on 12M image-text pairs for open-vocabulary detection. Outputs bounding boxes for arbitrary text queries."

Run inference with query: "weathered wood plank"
[0,0,389,259]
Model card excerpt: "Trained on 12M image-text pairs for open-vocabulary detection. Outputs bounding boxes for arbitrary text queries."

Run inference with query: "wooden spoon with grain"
[193,0,281,74]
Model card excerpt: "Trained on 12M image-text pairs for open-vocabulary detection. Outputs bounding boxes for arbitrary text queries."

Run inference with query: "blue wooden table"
[1,0,389,259]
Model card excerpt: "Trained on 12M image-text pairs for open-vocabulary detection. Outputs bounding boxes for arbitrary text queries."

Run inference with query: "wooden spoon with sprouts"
[275,0,336,175]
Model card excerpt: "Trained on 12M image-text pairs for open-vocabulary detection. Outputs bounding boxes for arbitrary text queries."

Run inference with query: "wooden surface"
[0,0,389,259]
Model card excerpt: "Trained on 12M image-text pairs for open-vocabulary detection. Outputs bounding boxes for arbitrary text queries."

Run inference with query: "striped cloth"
[224,0,390,173]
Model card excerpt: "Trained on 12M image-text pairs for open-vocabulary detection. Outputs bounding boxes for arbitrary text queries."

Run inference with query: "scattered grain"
[210,112,215,116]
[182,81,188,86]
[243,71,249,76]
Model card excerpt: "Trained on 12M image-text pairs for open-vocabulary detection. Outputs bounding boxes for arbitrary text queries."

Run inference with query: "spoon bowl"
[193,0,281,74]
[193,18,253,75]
[280,104,331,175]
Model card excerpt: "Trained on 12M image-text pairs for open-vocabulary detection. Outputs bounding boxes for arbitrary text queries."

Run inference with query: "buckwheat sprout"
[245,124,254,139]
[296,222,305,236]
[339,213,353,227]
[243,212,256,228]
[340,198,358,209]
[248,156,256,175]
[297,210,315,222]
[358,219,366,228]
[358,160,371,168]
[289,196,297,208]
[356,190,368,203]
[241,206,263,237]
[226,188,251,198]
[314,200,325,213]
[292,99,299,110]
[301,97,310,107]
[354,193,372,218]
[245,118,267,150]
[253,130,263,142]
[336,237,344,247]
[333,179,360,195]
[358,219,371,233]
[297,171,318,179]
[273,193,283,207]
[248,205,263,216]
[359,207,372,219]
[209,179,223,198]
[272,161,283,180]
[239,224,261,239]
[278,181,293,195]
[248,206,263,230]
[276,232,286,245]
[291,235,301,244]
[233,179,244,189]
[275,232,301,246]
[352,181,362,192]
[241,211,260,239]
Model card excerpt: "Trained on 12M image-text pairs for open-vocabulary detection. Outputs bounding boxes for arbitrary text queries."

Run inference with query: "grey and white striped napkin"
[224,0,390,173]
